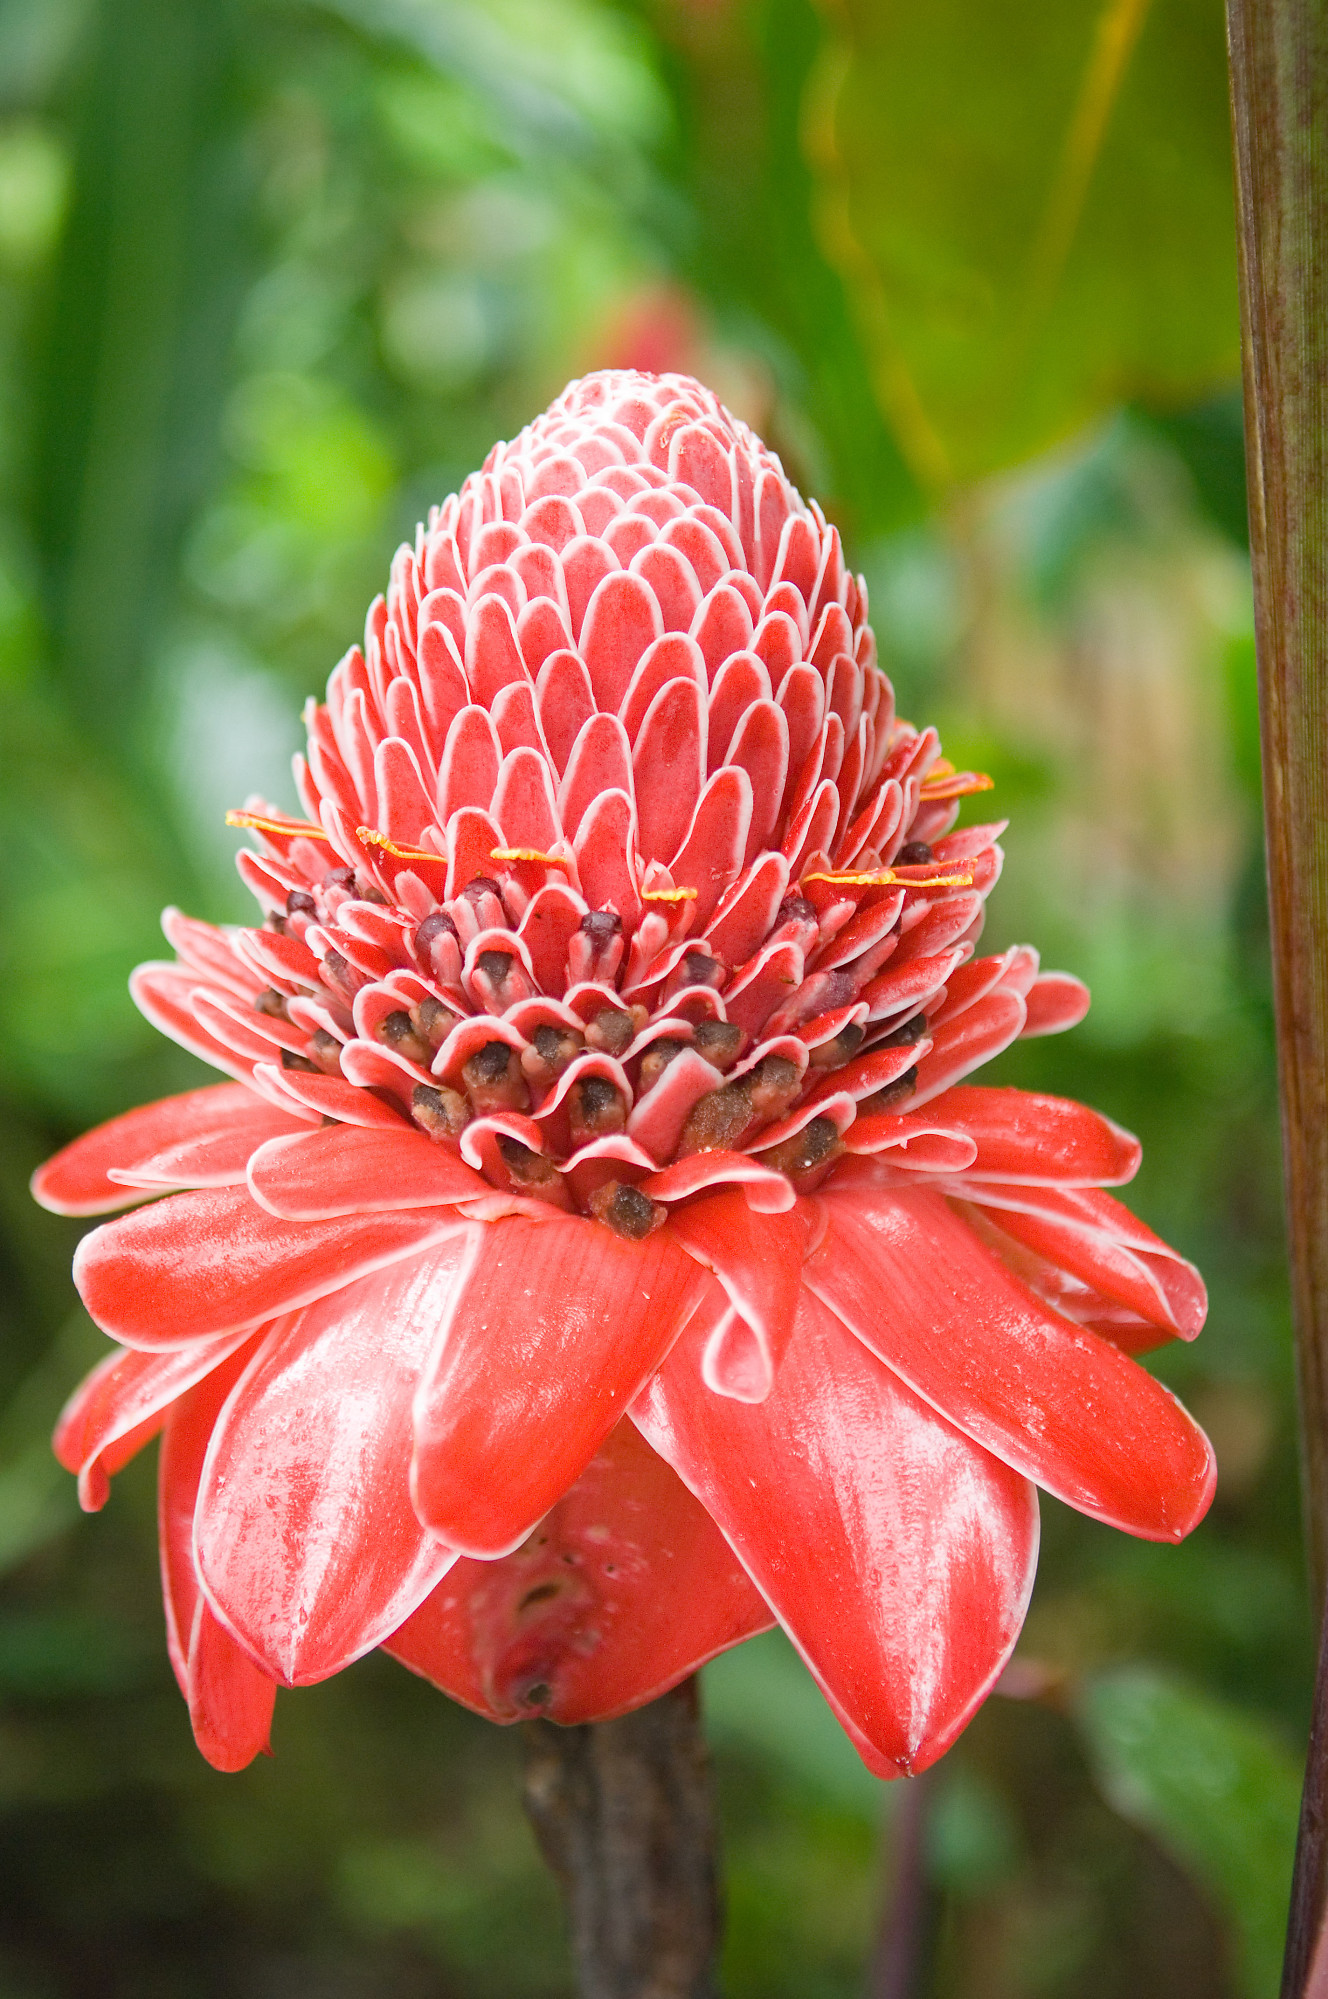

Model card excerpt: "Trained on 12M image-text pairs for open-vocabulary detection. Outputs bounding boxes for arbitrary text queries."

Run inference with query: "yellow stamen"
[489,847,572,870]
[226,810,331,842]
[356,827,444,863]
[802,868,975,890]
[642,886,698,903]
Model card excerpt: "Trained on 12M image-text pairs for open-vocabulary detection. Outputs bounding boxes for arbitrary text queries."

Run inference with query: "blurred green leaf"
[1077,1667,1300,1998]
[704,1629,886,1817]
[807,0,1239,485]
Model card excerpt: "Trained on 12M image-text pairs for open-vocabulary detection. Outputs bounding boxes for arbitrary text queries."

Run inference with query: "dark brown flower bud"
[587,1180,665,1241]
[568,1075,627,1146]
[637,1038,686,1091]
[585,1005,636,1055]
[691,1019,743,1071]
[411,1083,471,1141]
[462,1041,531,1114]
[376,1009,431,1066]
[309,1030,343,1074]
[755,1115,841,1176]
[809,1022,866,1069]
[521,1023,585,1086]
[858,1067,919,1115]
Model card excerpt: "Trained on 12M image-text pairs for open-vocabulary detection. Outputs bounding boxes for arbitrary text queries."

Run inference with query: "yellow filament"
[802,868,975,890]
[642,886,698,903]
[226,810,331,842]
[489,847,572,869]
[356,827,444,863]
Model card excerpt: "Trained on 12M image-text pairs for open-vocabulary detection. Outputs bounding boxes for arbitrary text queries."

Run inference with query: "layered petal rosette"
[34,370,1214,1776]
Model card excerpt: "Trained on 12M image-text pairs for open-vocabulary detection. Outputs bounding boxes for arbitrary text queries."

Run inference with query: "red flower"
[34,371,1213,1777]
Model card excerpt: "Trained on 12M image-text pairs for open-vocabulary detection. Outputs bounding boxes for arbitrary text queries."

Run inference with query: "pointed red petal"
[666,1190,809,1401]
[1021,972,1091,1036]
[186,1601,277,1772]
[74,1187,464,1347]
[247,1125,487,1219]
[925,1085,1141,1185]
[385,1418,773,1723]
[910,989,1026,1104]
[807,1186,1215,1541]
[950,1182,1207,1339]
[31,1084,302,1215]
[158,1344,266,1694]
[195,1241,469,1684]
[632,1287,1039,1777]
[129,964,257,1082]
[410,1216,710,1556]
[54,1330,257,1507]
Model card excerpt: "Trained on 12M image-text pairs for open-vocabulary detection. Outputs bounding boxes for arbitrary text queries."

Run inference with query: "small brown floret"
[691,1020,743,1071]
[309,1030,344,1075]
[857,1067,919,1115]
[462,1041,531,1114]
[809,1023,865,1068]
[637,1038,686,1091]
[521,1024,584,1087]
[411,1082,472,1141]
[755,1115,841,1175]
[587,1180,665,1241]
[585,1005,637,1055]
[568,1075,627,1146]
[377,1009,431,1065]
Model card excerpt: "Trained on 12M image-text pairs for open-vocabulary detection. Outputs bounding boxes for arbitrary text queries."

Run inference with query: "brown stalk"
[1226,4,1328,1992]
[521,1677,721,1998]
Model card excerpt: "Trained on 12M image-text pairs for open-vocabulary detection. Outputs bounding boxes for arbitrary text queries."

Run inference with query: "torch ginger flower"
[34,371,1214,1777]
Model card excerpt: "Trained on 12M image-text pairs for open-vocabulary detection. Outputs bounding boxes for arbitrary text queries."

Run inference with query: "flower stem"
[1226,3,1328,1991]
[520,1677,721,1999]
[869,1773,939,1999]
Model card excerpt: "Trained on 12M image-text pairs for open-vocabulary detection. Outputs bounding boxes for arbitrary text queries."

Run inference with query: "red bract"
[34,371,1214,1777]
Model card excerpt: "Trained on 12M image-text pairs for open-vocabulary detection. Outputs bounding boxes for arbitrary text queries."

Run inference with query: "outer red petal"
[631,1287,1040,1778]
[31,1084,306,1216]
[158,1346,276,1770]
[73,1187,464,1348]
[410,1216,710,1557]
[925,1085,1141,1186]
[186,1598,278,1773]
[807,1186,1215,1542]
[194,1241,468,1685]
[385,1418,773,1723]
[939,1180,1208,1339]
[246,1124,489,1219]
[665,1189,810,1400]
[54,1330,258,1510]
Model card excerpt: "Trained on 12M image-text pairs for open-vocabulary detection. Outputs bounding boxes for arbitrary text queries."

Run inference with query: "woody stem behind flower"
[521,1678,720,1999]
[1227,1,1328,1991]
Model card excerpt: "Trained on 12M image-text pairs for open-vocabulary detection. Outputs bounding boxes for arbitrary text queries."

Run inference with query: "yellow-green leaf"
[807,0,1240,486]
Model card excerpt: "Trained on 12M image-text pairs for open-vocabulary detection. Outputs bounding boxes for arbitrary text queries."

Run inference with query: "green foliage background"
[0,2,1307,1994]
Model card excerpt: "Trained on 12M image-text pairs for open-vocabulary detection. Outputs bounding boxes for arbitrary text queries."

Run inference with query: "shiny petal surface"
[247,1124,488,1219]
[927,1085,1141,1185]
[632,1287,1039,1777]
[32,1084,303,1215]
[195,1241,469,1684]
[158,1347,276,1769]
[410,1216,710,1556]
[385,1418,773,1722]
[807,1186,1215,1541]
[666,1190,810,1400]
[74,1187,462,1348]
